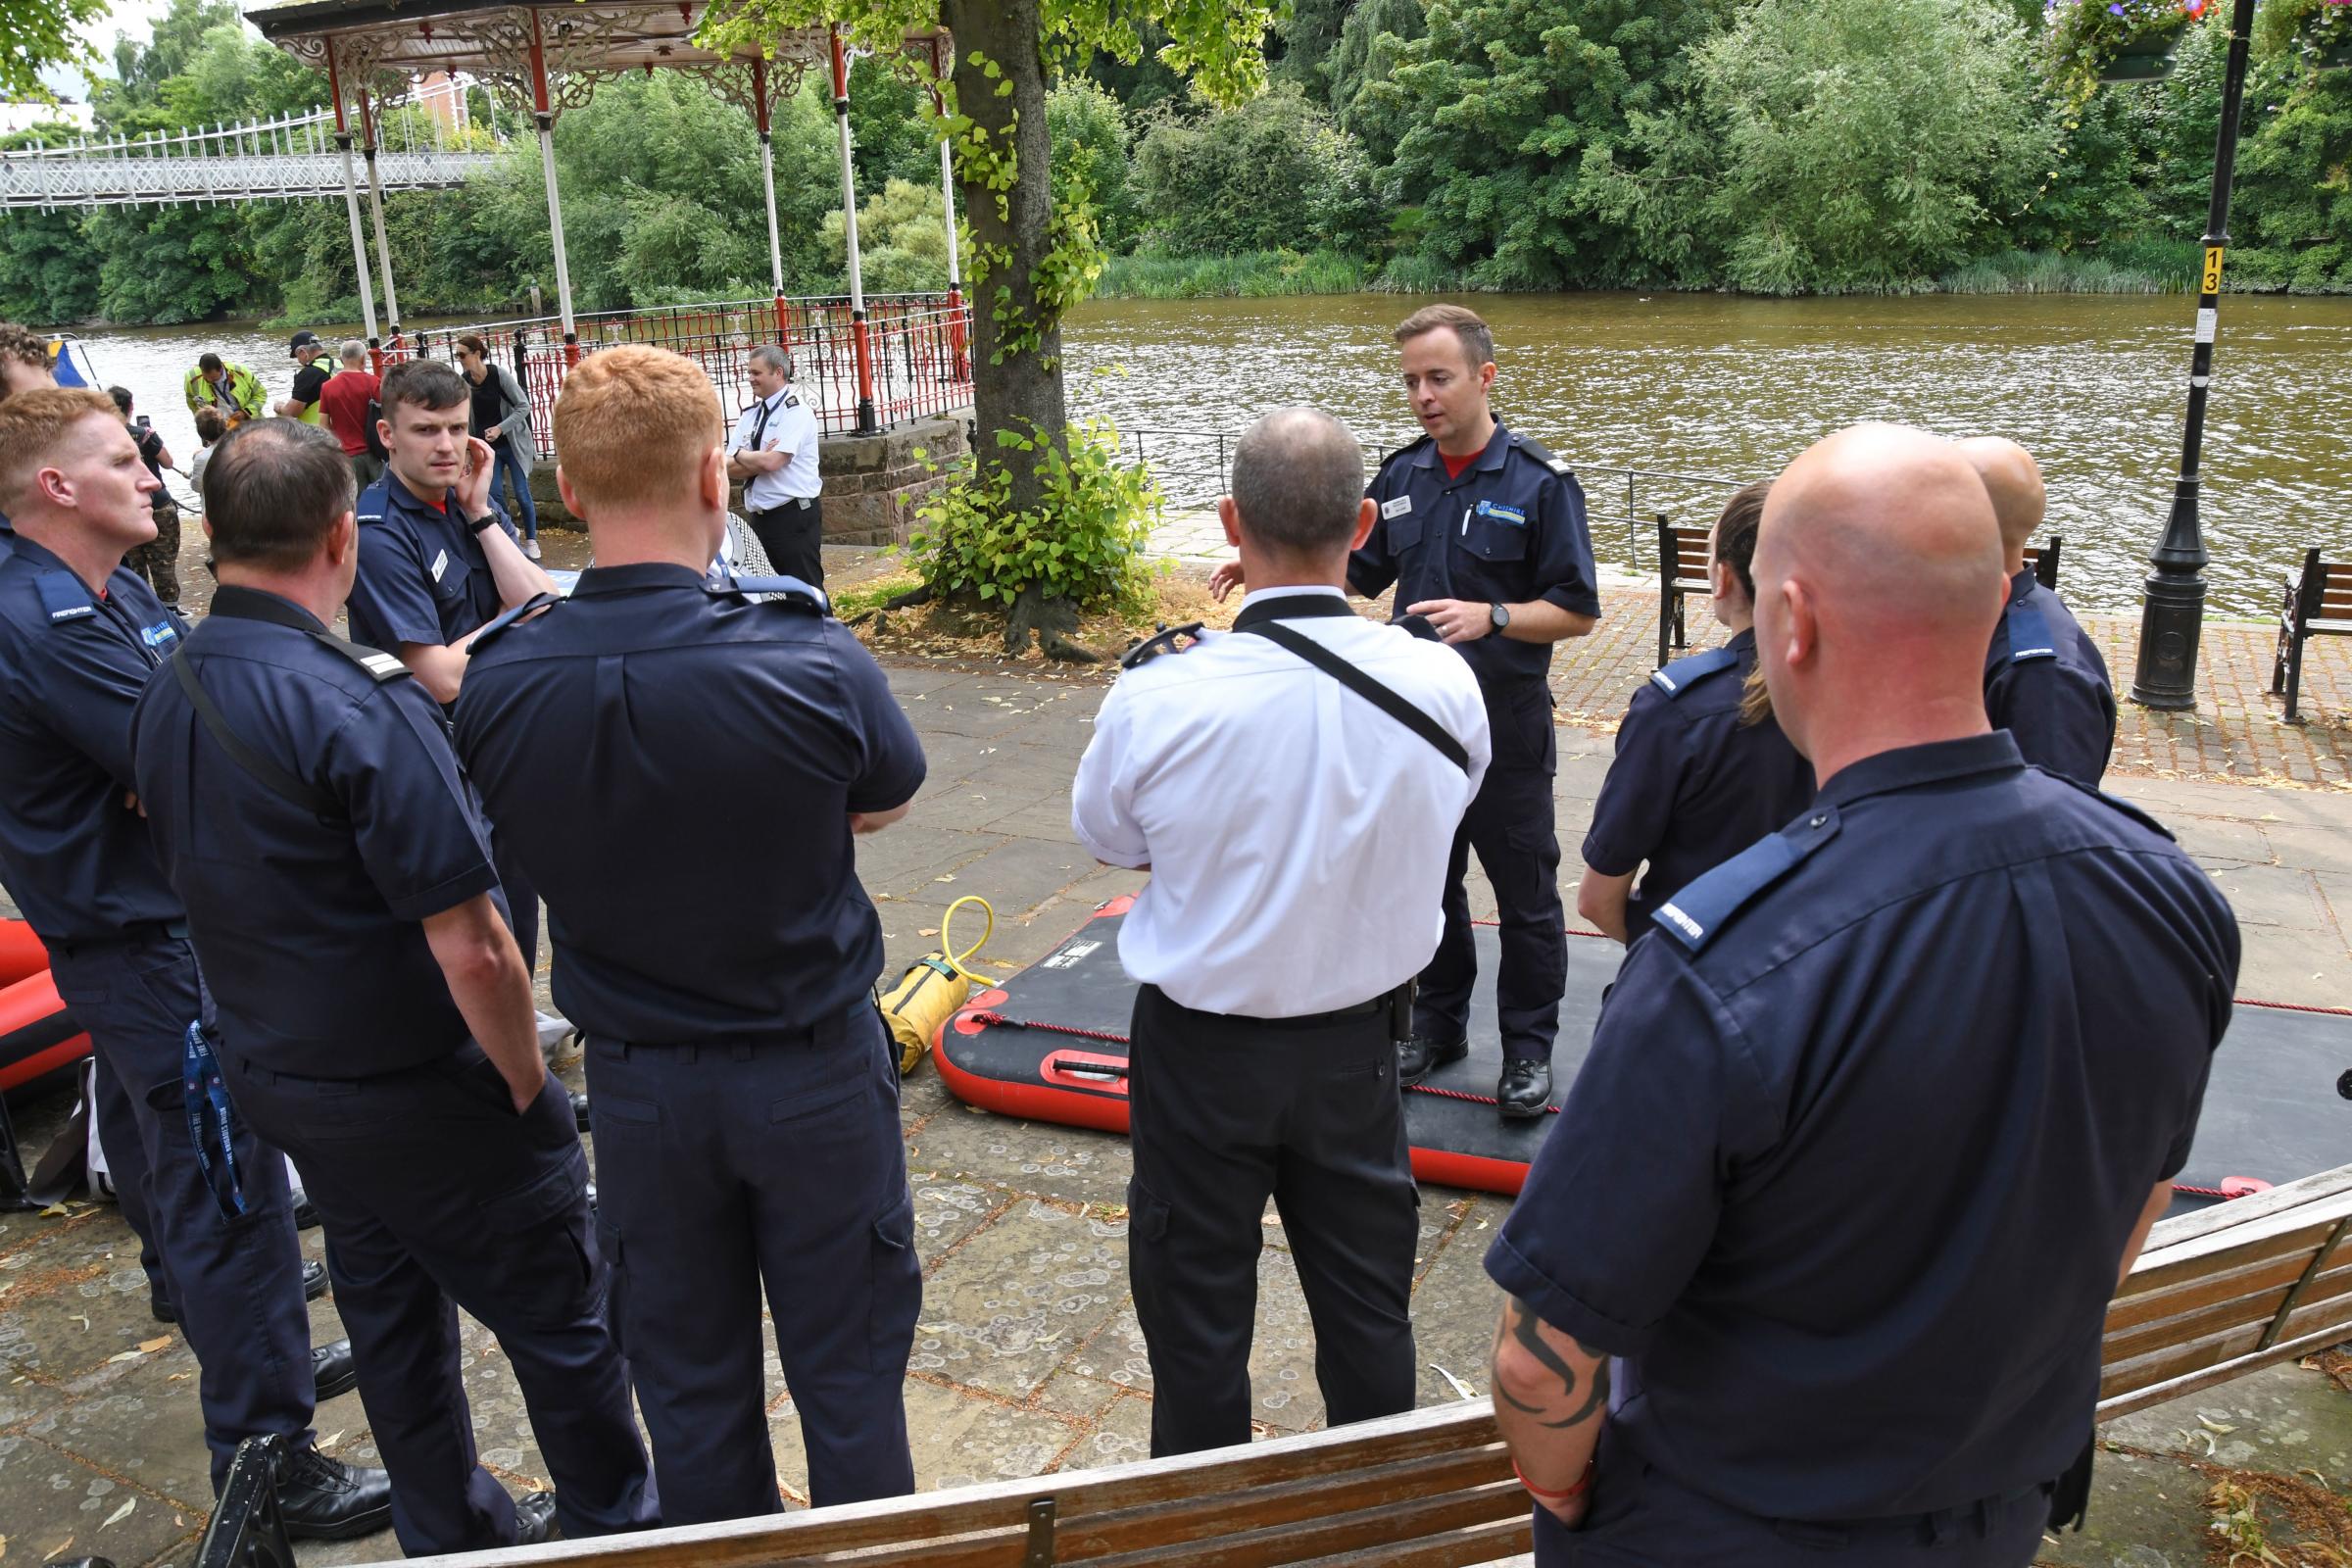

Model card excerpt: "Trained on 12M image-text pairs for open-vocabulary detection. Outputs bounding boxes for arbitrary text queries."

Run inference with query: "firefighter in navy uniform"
[1221,305,1600,1117]
[452,347,924,1525]
[347,360,559,973]
[1576,481,1815,943]
[129,418,654,1556]
[1957,437,2115,788]
[1484,426,2235,1567]
[0,389,386,1540]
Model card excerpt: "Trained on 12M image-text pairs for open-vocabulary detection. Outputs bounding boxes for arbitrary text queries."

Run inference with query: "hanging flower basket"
[2102,28,2183,76]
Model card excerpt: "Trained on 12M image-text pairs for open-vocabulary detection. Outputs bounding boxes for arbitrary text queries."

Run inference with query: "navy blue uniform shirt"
[1985,566,2115,788]
[0,536,185,943]
[1348,421,1601,687]
[1489,733,2237,1521]
[129,587,507,1078]
[1581,628,1816,929]
[452,564,926,1044]
[348,472,512,656]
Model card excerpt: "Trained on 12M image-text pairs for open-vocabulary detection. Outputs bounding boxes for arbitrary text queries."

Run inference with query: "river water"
[67,291,2352,617]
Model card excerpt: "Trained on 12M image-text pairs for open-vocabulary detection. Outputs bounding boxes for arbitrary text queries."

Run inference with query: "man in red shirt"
[317,340,382,488]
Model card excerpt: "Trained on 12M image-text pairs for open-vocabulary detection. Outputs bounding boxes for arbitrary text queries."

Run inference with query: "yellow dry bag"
[876,896,992,1077]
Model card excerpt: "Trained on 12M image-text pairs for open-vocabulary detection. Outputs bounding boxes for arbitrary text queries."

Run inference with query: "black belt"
[1142,982,1400,1030]
[752,497,816,514]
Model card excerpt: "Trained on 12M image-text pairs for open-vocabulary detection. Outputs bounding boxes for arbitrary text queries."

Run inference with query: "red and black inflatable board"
[936,898,1616,1197]
[0,919,82,1095]
[936,900,2352,1205]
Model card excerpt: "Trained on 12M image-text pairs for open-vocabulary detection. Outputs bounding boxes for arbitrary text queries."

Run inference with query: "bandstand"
[246,0,971,444]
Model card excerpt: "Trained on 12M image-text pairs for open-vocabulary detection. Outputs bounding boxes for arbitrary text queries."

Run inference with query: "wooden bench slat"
[2102,1247,2313,1333]
[2134,1167,2352,1250]
[2116,1204,2351,1295]
[1081,1483,1525,1568]
[1292,1516,1533,1568]
[2099,1274,2352,1404]
[2097,1319,2352,1422]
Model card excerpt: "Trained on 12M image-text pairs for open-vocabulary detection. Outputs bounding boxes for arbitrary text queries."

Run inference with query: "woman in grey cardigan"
[454,333,542,559]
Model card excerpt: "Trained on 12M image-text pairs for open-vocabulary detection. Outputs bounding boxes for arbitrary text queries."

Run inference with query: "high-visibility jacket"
[291,353,335,425]
[183,361,267,423]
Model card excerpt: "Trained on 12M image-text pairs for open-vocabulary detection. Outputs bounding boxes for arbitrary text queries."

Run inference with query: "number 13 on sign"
[2201,246,2225,295]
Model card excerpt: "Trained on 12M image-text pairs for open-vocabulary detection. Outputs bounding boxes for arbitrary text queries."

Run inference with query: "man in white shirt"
[1072,406,1491,1457]
[724,345,824,587]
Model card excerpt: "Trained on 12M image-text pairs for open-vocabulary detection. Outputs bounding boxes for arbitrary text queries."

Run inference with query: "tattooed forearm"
[1493,1297,1610,1429]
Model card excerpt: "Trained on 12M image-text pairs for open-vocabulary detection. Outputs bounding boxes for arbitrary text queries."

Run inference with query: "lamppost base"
[2128,567,2208,710]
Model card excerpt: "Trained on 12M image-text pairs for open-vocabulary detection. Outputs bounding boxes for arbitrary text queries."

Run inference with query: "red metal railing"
[391,292,972,458]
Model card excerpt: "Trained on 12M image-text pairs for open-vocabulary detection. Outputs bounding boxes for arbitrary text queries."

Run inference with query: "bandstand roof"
[245,0,940,111]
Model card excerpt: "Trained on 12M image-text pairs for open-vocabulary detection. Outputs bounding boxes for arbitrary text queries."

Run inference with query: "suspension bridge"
[0,105,503,212]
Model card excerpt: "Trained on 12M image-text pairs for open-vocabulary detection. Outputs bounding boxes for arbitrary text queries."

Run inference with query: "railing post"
[325,40,383,365]
[831,26,878,434]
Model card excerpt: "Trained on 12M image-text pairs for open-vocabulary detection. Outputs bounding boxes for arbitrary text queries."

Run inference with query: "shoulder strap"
[716,573,828,611]
[1651,806,1841,953]
[2006,600,2057,664]
[172,654,344,819]
[34,570,95,624]
[314,634,410,682]
[1239,620,1469,774]
[469,591,564,654]
[1650,645,1739,697]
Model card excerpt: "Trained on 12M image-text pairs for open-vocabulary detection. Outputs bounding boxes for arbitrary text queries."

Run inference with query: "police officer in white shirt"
[725,345,824,586]
[1072,407,1491,1458]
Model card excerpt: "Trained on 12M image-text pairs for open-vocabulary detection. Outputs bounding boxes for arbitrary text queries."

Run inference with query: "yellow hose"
[941,895,995,983]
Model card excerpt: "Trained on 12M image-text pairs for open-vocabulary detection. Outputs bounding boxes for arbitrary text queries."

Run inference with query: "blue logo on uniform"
[1475,500,1527,526]
[141,621,178,648]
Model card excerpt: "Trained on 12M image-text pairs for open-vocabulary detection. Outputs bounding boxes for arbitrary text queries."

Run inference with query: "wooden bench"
[2023,534,2062,591]
[2271,547,2352,723]
[198,1164,2352,1568]
[1655,513,1709,669]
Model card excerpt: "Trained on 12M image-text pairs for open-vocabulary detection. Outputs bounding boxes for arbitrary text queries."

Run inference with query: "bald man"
[1484,424,2237,1567]
[1958,437,2115,787]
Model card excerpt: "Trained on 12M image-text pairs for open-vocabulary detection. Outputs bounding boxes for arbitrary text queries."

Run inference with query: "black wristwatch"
[464,513,500,536]
[1490,602,1512,632]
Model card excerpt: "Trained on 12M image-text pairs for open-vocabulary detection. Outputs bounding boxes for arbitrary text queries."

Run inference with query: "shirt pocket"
[1459,501,1531,564]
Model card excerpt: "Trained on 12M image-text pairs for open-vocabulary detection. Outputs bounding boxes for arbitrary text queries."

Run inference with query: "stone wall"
[524,410,971,548]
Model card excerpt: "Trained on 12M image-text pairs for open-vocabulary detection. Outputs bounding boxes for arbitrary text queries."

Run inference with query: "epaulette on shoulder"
[315,634,411,683]
[2005,599,2057,664]
[468,591,563,655]
[34,569,95,624]
[1378,434,1432,471]
[710,573,828,612]
[1119,620,1206,670]
[1509,432,1576,479]
[1649,645,1739,698]
[353,477,388,524]
[1651,805,1842,954]
[2048,772,2176,842]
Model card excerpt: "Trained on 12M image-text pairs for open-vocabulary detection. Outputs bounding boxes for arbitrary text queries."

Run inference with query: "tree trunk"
[942,0,1075,656]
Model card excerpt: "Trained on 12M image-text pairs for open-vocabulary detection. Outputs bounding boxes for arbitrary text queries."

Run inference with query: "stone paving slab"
[2,586,2350,1564]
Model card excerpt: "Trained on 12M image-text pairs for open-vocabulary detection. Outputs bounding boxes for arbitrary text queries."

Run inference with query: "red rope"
[965,1011,1132,1045]
[1406,1081,1562,1115]
[2233,996,2352,1018]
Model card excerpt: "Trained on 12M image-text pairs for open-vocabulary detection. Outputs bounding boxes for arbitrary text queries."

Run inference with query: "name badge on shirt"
[141,621,178,649]
[430,548,450,583]
[1381,495,1413,520]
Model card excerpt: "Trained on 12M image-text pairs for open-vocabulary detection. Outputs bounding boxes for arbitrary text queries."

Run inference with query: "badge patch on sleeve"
[1475,500,1528,526]
[1381,495,1413,520]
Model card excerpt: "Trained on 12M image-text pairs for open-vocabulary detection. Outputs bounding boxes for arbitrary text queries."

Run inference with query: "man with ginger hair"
[452,346,925,1523]
[1958,437,2115,788]
[1484,424,2236,1565]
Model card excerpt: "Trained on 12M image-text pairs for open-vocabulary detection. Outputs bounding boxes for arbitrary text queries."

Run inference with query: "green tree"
[822,176,955,290]
[1046,79,1139,253]
[1133,84,1380,255]
[1593,0,2049,291]
[1275,0,1354,96]
[3,0,108,103]
[1376,0,1735,288]
[2233,74,2352,290]
[1328,0,1425,165]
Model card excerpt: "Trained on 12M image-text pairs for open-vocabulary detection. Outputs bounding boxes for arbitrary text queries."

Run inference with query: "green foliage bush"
[1095,247,1370,297]
[902,420,1161,612]
[1131,84,1383,257]
[1047,80,1142,254]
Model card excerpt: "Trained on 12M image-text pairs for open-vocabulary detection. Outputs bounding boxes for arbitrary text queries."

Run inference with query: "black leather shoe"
[43,1557,118,1567]
[1397,1035,1468,1087]
[275,1446,393,1541]
[1497,1059,1552,1120]
[513,1489,561,1545]
[292,1191,320,1231]
[313,1338,358,1401]
[153,1258,327,1324]
[571,1090,591,1131]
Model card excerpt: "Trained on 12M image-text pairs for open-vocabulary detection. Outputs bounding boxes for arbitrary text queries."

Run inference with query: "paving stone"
[2033,1445,2221,1567]
[908,1178,1005,1266]
[906,1107,1134,1210]
[906,1201,1125,1403]
[0,1243,167,1380]
[769,1373,1081,1497]
[28,1334,215,1508]
[1059,1388,1155,1471]
[2205,864,2330,931]
[0,1433,192,1568]
[2227,925,2352,1007]
[1410,1198,1511,1409]
[2104,1360,2352,1487]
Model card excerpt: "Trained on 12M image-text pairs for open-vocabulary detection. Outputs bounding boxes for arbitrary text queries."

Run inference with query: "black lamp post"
[2127,0,2258,709]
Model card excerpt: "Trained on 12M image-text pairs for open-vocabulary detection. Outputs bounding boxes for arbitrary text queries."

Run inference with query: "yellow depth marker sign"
[2202,246,2226,295]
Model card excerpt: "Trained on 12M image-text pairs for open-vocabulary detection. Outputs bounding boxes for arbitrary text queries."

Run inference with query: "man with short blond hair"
[0,389,386,1539]
[454,345,925,1523]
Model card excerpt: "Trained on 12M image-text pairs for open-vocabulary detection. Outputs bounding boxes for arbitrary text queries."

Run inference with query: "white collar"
[1238,584,1347,611]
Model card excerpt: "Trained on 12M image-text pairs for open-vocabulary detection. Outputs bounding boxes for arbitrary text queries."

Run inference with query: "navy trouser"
[89,1053,165,1299]
[1126,984,1419,1457]
[1417,676,1566,1063]
[585,1004,919,1523]
[46,932,314,1491]
[225,1043,655,1555]
[1537,1427,2051,1567]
